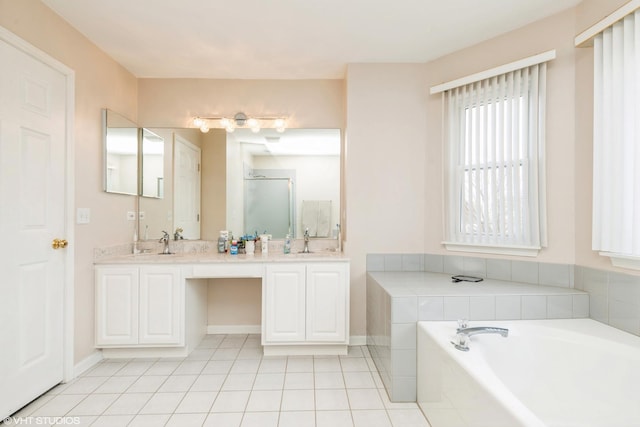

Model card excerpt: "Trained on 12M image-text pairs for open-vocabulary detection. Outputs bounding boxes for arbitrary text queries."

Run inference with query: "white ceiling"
[41,0,581,79]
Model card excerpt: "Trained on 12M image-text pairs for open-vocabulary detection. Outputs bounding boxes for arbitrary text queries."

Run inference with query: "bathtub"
[417,319,640,427]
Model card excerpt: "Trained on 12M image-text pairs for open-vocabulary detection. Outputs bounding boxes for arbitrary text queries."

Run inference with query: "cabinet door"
[139,266,183,345]
[264,264,306,343]
[306,263,349,342]
[95,267,139,346]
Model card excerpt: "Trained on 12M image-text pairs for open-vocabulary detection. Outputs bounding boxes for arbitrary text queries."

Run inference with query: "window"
[439,62,548,256]
[592,9,640,268]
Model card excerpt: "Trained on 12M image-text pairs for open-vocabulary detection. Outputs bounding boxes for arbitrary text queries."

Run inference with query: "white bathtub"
[417,319,640,427]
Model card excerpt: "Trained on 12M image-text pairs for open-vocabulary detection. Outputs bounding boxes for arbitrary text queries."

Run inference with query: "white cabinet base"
[264,344,348,357]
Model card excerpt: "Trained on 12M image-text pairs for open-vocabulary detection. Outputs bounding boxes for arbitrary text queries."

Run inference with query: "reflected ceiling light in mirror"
[193,112,287,134]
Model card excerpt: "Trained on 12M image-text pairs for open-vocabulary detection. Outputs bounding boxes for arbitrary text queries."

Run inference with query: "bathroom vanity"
[94,251,350,357]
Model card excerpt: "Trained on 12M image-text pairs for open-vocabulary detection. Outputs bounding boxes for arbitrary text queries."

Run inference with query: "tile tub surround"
[366,270,589,402]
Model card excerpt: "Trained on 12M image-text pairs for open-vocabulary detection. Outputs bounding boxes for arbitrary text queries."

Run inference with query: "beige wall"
[0,0,139,363]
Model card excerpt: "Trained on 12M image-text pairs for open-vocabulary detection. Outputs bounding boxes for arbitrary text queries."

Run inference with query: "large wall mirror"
[138,127,341,241]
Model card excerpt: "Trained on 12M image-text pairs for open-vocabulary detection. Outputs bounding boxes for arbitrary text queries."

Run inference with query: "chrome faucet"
[159,231,171,254]
[452,320,508,351]
[302,228,310,253]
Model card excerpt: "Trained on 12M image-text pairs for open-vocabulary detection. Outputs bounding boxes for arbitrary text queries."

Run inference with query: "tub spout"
[452,326,509,351]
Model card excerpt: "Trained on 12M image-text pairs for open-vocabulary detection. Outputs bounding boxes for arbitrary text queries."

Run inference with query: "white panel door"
[174,135,201,239]
[139,266,182,345]
[95,267,139,346]
[306,263,348,342]
[264,264,306,343]
[0,37,68,417]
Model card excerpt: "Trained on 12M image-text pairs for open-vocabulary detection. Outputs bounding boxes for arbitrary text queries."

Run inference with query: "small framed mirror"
[103,109,138,196]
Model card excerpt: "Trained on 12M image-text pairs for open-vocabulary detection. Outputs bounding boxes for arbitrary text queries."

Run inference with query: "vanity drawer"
[190,263,264,278]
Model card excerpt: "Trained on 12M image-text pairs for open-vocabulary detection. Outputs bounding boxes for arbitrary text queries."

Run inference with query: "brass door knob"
[52,238,68,249]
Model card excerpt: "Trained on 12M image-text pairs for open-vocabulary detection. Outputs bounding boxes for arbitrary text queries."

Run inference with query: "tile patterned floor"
[6,335,431,427]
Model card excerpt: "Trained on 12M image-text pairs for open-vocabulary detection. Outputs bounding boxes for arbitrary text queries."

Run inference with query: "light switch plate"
[77,208,90,224]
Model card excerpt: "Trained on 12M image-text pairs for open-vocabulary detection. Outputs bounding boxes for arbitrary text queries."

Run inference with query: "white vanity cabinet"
[263,262,349,353]
[95,265,183,347]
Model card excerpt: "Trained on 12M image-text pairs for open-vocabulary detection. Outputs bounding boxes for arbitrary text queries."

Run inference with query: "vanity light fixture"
[193,112,287,134]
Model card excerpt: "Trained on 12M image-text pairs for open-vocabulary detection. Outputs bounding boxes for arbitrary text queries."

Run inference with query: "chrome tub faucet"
[452,320,509,351]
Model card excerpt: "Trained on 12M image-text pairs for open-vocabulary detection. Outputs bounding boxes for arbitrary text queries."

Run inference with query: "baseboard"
[73,350,103,378]
[349,335,367,346]
[207,325,261,334]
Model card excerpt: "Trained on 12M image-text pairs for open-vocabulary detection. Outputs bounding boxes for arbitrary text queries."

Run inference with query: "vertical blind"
[592,9,640,255]
[444,64,547,249]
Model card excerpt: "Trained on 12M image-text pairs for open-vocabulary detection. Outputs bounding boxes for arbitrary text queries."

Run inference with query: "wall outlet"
[139,211,146,220]
[127,211,136,221]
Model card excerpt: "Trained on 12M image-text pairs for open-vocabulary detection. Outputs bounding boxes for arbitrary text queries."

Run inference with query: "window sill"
[443,242,541,257]
[599,252,640,271]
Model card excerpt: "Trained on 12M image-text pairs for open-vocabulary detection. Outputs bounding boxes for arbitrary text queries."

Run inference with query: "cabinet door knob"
[52,238,68,249]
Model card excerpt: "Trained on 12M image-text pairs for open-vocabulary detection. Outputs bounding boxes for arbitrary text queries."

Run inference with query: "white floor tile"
[315,389,350,410]
[157,374,197,392]
[190,374,227,392]
[278,410,316,427]
[387,409,431,427]
[212,348,241,360]
[9,335,431,427]
[202,360,234,375]
[165,412,208,426]
[222,373,257,391]
[314,358,342,372]
[175,391,217,413]
[343,372,375,389]
[230,359,261,374]
[316,410,354,427]
[93,376,139,394]
[347,389,385,410]
[281,389,314,411]
[174,360,207,375]
[286,357,314,373]
[259,357,287,373]
[115,361,153,376]
[203,412,243,427]
[102,393,153,415]
[84,362,126,377]
[240,411,279,427]
[340,358,369,372]
[246,390,282,412]
[145,361,180,376]
[128,413,171,427]
[66,393,119,416]
[138,392,185,414]
[60,377,108,394]
[210,391,251,413]
[284,372,314,389]
[352,409,392,427]
[253,373,285,390]
[314,372,344,389]
[127,375,168,393]
[90,414,134,427]
[31,394,87,417]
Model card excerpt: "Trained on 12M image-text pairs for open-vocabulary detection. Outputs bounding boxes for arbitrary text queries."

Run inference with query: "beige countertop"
[95,250,349,264]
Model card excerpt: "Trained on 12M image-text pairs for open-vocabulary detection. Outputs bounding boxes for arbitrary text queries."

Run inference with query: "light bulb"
[220,118,231,128]
[274,118,286,132]
[200,123,210,133]
[193,117,204,127]
[225,125,235,133]
[247,118,258,128]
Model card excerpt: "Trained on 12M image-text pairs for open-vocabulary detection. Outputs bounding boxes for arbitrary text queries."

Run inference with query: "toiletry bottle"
[230,239,238,255]
[284,234,291,254]
[133,229,139,254]
[217,231,226,253]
